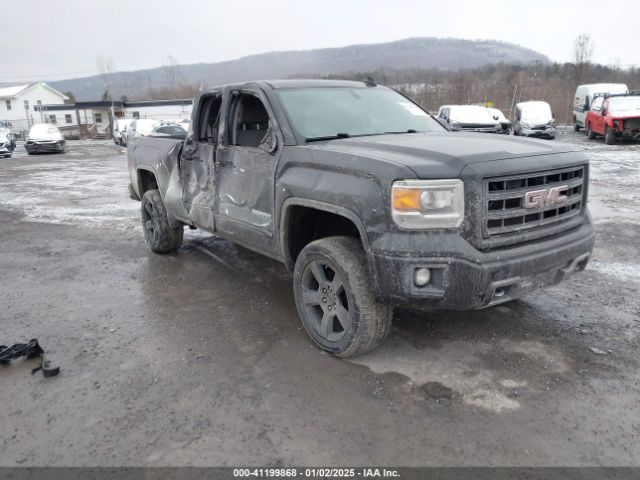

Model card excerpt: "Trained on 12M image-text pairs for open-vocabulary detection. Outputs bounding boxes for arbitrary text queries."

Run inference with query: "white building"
[0,82,69,132]
[35,98,194,140]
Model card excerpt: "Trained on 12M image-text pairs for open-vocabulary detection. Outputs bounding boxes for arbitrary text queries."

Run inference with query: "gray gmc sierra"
[127,79,595,357]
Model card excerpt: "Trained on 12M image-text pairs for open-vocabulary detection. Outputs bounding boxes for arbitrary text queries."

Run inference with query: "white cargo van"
[573,83,628,131]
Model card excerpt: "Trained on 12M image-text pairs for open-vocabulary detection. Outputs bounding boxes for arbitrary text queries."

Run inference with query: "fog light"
[414,268,431,287]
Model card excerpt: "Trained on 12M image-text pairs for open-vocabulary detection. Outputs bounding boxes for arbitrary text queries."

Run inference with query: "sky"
[1,0,638,82]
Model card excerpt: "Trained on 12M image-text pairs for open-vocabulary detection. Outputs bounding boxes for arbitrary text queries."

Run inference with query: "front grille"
[484,166,585,238]
[624,118,640,130]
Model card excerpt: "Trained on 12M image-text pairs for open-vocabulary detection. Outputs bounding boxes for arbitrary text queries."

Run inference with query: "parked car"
[175,118,190,131]
[150,123,187,137]
[113,119,133,146]
[585,92,640,144]
[0,127,16,150]
[127,79,594,357]
[126,119,159,140]
[514,101,556,139]
[487,107,511,134]
[24,124,66,154]
[573,83,628,132]
[0,128,15,157]
[437,105,501,133]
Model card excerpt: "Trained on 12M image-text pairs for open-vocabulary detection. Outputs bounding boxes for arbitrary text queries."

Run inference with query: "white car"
[24,124,66,154]
[126,119,159,140]
[175,118,190,132]
[0,129,15,158]
[514,101,557,140]
[437,105,501,133]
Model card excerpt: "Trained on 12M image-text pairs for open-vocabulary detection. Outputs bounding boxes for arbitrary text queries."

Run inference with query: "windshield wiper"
[305,133,351,143]
[383,129,418,134]
[305,130,422,143]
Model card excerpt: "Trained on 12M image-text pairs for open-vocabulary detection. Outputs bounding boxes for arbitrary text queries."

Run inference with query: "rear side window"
[196,94,222,142]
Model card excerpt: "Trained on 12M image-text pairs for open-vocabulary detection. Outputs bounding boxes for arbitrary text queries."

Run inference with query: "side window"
[229,93,270,148]
[591,97,603,111]
[196,94,222,143]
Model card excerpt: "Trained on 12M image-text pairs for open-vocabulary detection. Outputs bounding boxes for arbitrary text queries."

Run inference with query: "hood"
[306,132,582,177]
[521,116,554,125]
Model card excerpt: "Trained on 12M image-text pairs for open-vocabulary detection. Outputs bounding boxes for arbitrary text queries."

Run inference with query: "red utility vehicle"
[585,92,640,144]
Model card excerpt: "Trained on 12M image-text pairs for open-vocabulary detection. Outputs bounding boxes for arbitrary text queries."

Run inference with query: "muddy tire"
[573,122,580,132]
[141,189,183,253]
[604,128,616,145]
[293,236,392,358]
[587,124,596,139]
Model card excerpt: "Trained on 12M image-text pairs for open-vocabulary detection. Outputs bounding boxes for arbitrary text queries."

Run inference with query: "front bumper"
[25,140,65,153]
[521,127,556,138]
[368,215,595,310]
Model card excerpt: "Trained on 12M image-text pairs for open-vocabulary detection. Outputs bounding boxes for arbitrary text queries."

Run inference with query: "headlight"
[391,179,464,229]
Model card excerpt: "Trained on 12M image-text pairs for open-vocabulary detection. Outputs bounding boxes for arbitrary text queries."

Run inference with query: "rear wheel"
[141,189,183,253]
[604,128,617,145]
[293,236,392,358]
[574,122,580,132]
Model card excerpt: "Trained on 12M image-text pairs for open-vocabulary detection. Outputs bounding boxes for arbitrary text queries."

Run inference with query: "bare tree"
[571,34,594,85]
[163,55,183,95]
[97,55,115,101]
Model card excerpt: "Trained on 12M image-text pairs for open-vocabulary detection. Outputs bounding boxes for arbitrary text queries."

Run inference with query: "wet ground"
[0,131,639,466]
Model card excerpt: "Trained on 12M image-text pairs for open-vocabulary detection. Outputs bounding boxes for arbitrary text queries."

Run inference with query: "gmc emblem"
[524,185,569,209]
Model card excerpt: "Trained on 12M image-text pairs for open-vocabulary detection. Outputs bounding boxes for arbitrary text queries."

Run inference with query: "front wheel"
[293,236,392,358]
[587,124,596,139]
[141,189,183,253]
[604,128,617,145]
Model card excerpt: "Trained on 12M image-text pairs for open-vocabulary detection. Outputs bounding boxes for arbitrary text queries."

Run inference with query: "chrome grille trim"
[483,166,585,238]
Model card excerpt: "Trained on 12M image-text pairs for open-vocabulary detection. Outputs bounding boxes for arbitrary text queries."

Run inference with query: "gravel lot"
[0,131,639,466]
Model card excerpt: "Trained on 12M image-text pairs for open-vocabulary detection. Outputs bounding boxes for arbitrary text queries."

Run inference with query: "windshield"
[277,87,443,140]
[608,96,640,115]
[488,108,508,122]
[29,124,60,136]
[449,106,497,124]
[521,102,553,121]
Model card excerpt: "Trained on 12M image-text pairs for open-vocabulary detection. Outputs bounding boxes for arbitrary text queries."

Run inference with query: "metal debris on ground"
[0,339,60,377]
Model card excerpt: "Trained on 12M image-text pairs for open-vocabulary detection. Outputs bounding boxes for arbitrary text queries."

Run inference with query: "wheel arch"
[136,167,159,197]
[279,198,371,271]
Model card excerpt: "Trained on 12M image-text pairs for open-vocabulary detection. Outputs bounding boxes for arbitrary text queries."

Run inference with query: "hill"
[50,37,550,100]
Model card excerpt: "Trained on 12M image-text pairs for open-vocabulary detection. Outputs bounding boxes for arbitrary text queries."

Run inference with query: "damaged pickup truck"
[128,80,595,357]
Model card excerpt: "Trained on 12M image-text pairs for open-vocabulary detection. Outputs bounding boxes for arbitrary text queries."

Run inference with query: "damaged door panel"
[215,89,281,254]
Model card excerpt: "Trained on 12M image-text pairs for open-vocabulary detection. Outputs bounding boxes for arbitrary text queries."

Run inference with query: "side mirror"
[600,108,607,116]
[259,124,278,154]
[449,121,461,132]
[493,115,499,121]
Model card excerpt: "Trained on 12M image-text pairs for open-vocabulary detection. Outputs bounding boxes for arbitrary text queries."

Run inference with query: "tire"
[141,189,183,253]
[293,236,392,358]
[587,124,596,139]
[604,128,616,145]
[573,122,580,132]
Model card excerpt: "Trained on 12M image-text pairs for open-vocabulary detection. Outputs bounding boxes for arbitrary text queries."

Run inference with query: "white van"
[573,83,628,131]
